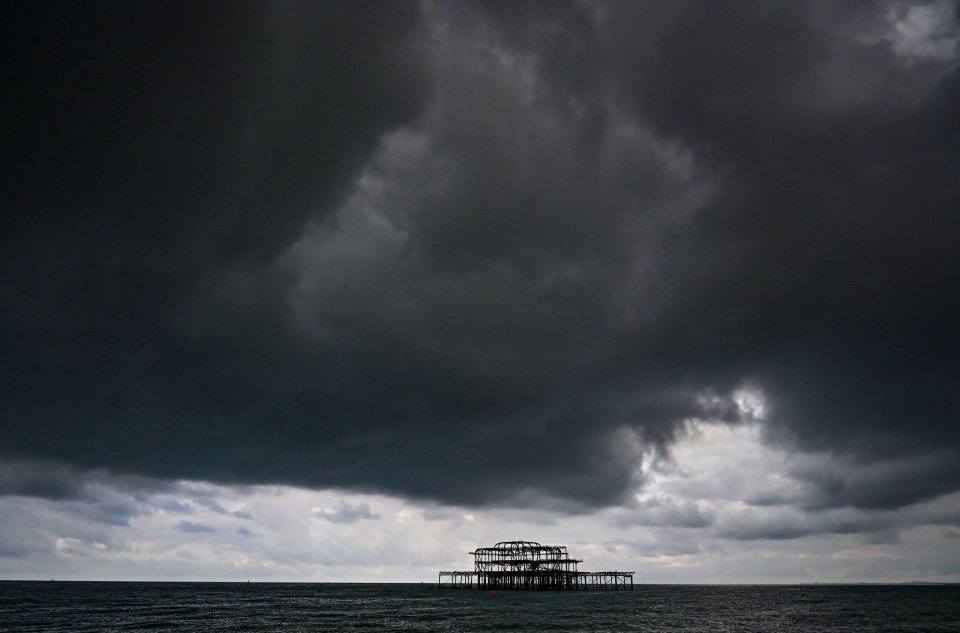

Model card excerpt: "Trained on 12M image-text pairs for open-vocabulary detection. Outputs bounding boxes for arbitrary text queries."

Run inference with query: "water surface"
[1,581,957,632]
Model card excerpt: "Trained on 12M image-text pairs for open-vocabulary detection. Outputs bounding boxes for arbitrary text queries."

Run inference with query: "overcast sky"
[2,0,959,582]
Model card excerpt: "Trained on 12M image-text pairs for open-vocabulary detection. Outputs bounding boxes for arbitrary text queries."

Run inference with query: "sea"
[1,581,958,632]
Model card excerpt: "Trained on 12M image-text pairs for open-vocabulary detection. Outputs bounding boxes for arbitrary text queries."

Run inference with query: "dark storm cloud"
[716,489,960,542]
[2,1,958,514]
[0,459,232,526]
[0,459,170,504]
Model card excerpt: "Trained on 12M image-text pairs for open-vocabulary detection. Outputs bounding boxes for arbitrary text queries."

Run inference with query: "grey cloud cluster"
[311,500,380,524]
[177,521,217,534]
[2,0,959,517]
[625,421,960,548]
[615,497,716,529]
[0,460,172,526]
[0,471,251,567]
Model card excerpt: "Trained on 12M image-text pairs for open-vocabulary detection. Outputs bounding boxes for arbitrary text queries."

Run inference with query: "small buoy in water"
[246,580,250,587]
[490,590,496,597]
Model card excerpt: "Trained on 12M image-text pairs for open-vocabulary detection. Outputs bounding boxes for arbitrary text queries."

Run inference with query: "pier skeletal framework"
[439,540,634,590]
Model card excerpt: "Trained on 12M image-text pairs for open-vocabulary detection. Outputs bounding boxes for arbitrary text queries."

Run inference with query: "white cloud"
[2,423,958,582]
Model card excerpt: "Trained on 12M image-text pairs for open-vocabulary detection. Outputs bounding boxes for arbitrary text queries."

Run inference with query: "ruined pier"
[439,540,634,590]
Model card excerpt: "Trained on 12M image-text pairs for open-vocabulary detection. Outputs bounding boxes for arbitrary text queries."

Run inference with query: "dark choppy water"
[1,581,958,632]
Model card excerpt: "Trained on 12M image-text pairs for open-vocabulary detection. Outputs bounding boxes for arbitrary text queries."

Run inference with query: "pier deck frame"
[438,540,634,590]
[438,570,634,590]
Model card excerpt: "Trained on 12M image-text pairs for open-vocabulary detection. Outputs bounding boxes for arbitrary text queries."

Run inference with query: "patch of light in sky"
[733,388,767,420]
